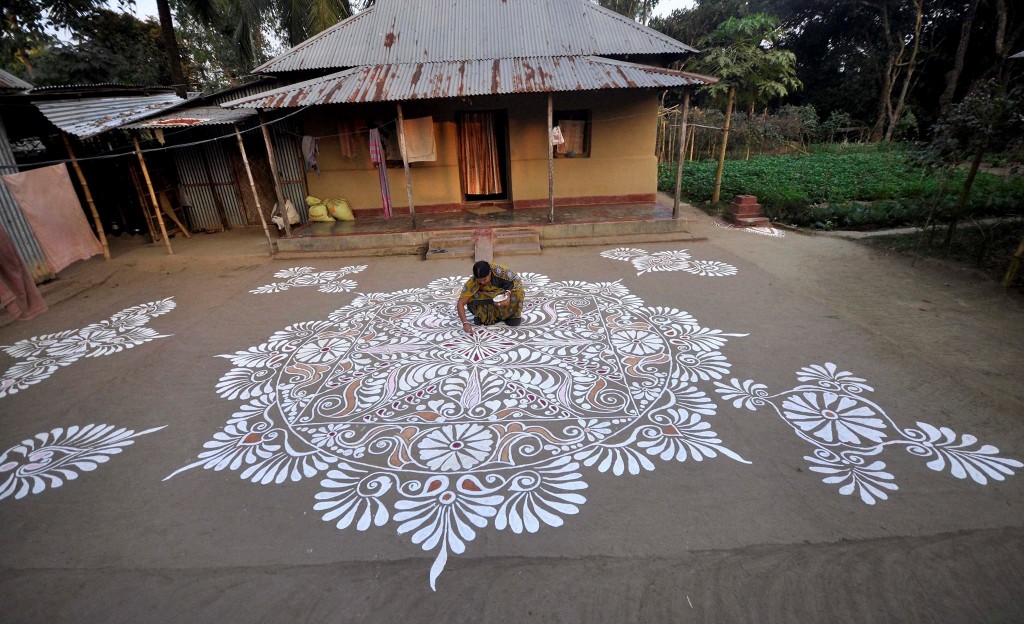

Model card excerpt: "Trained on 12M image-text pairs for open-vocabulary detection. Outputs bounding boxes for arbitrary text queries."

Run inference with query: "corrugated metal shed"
[228,56,715,108]
[255,0,697,73]
[126,106,256,128]
[0,117,51,282]
[0,69,32,91]
[34,93,186,138]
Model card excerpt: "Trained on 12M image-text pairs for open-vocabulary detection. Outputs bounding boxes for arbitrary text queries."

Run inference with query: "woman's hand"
[462,320,474,334]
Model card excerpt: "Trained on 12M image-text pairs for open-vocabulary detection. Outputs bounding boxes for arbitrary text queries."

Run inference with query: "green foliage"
[657,144,1024,228]
[868,220,1024,286]
[687,12,802,111]
[24,9,171,86]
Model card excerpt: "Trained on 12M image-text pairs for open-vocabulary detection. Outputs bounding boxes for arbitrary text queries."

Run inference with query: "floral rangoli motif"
[601,248,738,276]
[168,274,750,589]
[715,363,1022,505]
[251,265,366,294]
[714,219,785,238]
[0,298,176,399]
[1,423,166,500]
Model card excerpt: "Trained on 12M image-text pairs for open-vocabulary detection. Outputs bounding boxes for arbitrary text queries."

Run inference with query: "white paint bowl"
[492,293,508,304]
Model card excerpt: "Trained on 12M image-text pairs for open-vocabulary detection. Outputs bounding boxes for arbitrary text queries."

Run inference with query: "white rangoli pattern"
[0,423,166,500]
[714,219,786,238]
[601,248,738,277]
[715,363,1023,505]
[168,274,751,589]
[251,265,366,294]
[0,298,176,399]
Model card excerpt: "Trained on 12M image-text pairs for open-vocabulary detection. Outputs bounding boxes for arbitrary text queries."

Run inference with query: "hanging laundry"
[369,128,392,220]
[337,121,358,159]
[301,135,320,175]
[550,126,565,146]
[400,116,437,162]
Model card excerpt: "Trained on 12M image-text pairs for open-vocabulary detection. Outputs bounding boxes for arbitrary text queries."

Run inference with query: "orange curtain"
[459,113,502,195]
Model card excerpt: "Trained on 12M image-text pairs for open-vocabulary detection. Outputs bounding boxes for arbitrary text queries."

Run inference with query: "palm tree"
[690,13,802,202]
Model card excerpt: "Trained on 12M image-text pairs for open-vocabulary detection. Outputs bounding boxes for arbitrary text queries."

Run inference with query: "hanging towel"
[1,164,102,274]
[301,135,320,175]
[337,121,358,159]
[401,116,437,162]
[0,218,46,320]
[369,129,392,220]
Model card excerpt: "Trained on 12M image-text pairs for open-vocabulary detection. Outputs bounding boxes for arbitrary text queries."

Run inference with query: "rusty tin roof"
[255,0,698,73]
[227,56,716,108]
[34,93,186,138]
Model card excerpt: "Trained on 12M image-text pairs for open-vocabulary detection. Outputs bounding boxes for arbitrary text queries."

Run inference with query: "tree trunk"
[156,0,188,98]
[885,0,924,142]
[939,0,979,118]
[712,87,735,204]
[945,145,986,253]
[870,4,896,141]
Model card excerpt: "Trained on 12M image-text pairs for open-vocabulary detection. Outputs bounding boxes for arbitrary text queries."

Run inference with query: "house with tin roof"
[224,0,714,225]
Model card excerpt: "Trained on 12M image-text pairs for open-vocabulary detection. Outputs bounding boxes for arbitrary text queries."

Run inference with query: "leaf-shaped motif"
[0,424,166,501]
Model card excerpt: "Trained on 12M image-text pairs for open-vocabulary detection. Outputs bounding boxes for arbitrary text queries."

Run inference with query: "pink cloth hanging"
[1,164,102,273]
[369,128,392,220]
[0,218,47,320]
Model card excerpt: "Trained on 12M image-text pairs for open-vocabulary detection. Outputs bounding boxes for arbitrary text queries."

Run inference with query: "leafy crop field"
[658,145,1024,229]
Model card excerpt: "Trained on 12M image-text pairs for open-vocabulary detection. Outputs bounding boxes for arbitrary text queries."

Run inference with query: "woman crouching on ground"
[456,261,524,333]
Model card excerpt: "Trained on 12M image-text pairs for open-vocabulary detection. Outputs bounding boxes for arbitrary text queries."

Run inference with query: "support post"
[133,135,173,255]
[547,93,555,223]
[235,126,275,255]
[62,135,110,259]
[672,88,691,219]
[396,103,417,229]
[260,113,290,238]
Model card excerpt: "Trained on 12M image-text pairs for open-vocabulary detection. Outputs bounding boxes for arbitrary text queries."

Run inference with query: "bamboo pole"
[396,104,417,229]
[62,135,110,259]
[260,113,290,238]
[133,135,173,255]
[672,88,691,218]
[234,126,275,255]
[688,126,696,161]
[128,162,158,242]
[547,94,555,223]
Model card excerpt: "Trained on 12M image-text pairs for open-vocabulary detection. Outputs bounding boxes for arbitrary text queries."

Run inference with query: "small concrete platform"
[275,202,704,259]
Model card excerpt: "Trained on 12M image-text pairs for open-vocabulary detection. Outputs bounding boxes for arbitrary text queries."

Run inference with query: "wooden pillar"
[235,126,275,255]
[133,135,173,255]
[547,93,555,223]
[128,162,158,242]
[711,86,735,204]
[396,103,417,229]
[62,135,110,259]
[672,88,691,219]
[259,113,290,238]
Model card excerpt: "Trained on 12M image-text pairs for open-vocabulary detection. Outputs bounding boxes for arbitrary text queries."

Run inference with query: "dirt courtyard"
[1,208,1022,623]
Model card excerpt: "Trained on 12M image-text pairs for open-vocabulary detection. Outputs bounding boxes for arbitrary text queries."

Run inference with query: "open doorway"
[457,111,509,202]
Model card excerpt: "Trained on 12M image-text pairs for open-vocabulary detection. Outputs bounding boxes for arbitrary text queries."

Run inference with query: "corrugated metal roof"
[255,0,697,73]
[34,93,186,138]
[227,56,716,108]
[0,68,32,90]
[125,106,256,128]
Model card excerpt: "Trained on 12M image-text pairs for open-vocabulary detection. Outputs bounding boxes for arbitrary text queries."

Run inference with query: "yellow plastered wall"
[299,91,659,211]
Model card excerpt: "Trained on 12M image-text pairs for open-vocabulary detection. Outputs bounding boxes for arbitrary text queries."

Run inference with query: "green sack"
[327,198,355,221]
[307,202,335,222]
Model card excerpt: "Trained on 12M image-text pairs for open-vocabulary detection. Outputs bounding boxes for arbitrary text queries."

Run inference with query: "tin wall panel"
[174,139,246,230]
[0,118,52,283]
[271,123,309,223]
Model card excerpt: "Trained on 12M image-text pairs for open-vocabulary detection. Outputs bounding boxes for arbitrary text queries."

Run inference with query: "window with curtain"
[553,110,591,158]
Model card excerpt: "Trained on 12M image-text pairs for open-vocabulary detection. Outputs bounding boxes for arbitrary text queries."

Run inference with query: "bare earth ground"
[1,204,1022,624]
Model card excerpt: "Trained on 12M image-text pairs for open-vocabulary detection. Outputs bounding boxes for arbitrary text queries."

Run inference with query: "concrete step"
[494,228,541,257]
[426,233,476,260]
